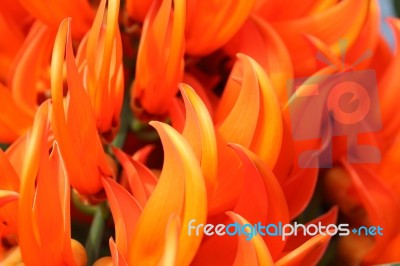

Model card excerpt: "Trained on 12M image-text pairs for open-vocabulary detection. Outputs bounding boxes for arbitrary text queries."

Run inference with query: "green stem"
[112,83,133,149]
[85,203,108,265]
[71,190,99,216]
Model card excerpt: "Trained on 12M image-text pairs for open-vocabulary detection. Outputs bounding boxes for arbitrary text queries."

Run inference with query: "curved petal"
[224,15,293,104]
[109,238,128,266]
[277,207,338,265]
[230,144,289,258]
[271,0,370,76]
[112,147,149,207]
[82,0,124,133]
[185,0,255,55]
[51,18,111,195]
[247,57,283,168]
[181,83,218,195]
[128,122,206,265]
[131,0,185,117]
[102,177,142,259]
[19,101,76,265]
[0,190,18,208]
[18,102,49,266]
[158,214,180,266]
[379,18,400,141]
[216,54,260,148]
[341,162,400,263]
[227,211,274,266]
[9,21,53,114]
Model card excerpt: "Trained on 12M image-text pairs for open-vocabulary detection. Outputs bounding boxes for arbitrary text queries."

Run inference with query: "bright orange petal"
[185,0,255,55]
[342,162,400,263]
[51,18,111,195]
[132,0,185,117]
[129,122,206,265]
[181,83,218,195]
[216,54,260,148]
[109,238,128,266]
[230,143,289,258]
[9,21,53,114]
[158,214,180,266]
[0,190,18,208]
[224,15,293,104]
[277,207,338,265]
[227,211,274,266]
[18,102,49,265]
[102,177,142,259]
[271,0,370,76]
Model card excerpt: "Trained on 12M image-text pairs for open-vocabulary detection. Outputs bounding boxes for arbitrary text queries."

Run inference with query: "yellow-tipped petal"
[18,102,49,266]
[102,177,142,258]
[230,143,289,258]
[158,214,180,266]
[129,122,207,265]
[0,190,18,208]
[132,0,185,117]
[216,54,260,148]
[247,57,283,168]
[224,15,293,104]
[227,211,274,266]
[181,83,218,195]
[51,18,112,195]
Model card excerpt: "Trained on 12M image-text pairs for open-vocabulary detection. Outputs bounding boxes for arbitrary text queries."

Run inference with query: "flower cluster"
[0,0,400,265]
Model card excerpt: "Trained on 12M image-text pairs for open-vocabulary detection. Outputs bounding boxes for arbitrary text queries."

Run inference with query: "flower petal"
[227,211,274,266]
[216,54,260,148]
[102,177,142,259]
[224,15,293,104]
[132,0,185,117]
[128,122,206,265]
[181,83,218,195]
[271,0,370,76]
[277,207,338,265]
[185,0,255,55]
[51,18,111,195]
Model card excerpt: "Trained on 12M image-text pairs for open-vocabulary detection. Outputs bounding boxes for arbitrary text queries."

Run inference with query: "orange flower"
[2,0,400,265]
[103,121,207,265]
[131,0,185,118]
[51,18,112,195]
[100,84,338,265]
[2,101,86,266]
[75,0,124,137]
